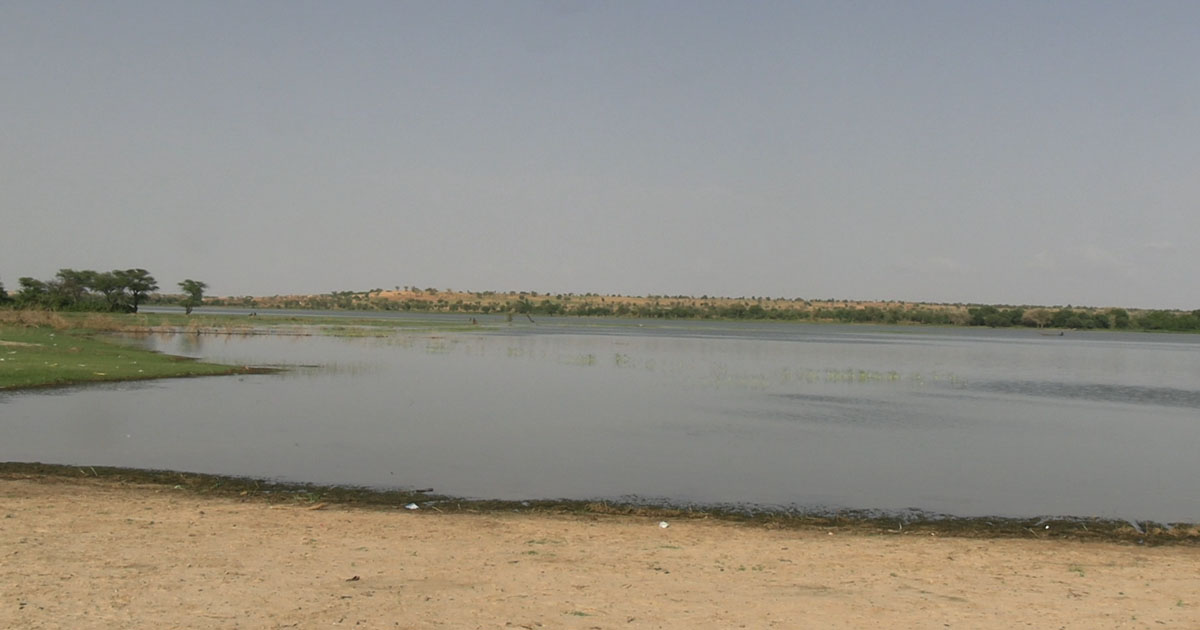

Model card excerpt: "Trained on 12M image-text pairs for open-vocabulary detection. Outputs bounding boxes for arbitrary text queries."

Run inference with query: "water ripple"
[970,380,1200,409]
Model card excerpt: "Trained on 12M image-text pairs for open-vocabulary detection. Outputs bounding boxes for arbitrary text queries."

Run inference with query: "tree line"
[0,269,207,314]
[5,274,1197,332]
[200,289,1200,332]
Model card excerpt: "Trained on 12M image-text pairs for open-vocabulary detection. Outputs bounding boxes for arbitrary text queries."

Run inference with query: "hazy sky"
[3,2,1197,309]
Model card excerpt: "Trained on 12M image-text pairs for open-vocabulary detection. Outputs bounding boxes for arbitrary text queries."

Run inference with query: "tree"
[53,268,96,306]
[15,277,49,308]
[1109,308,1131,329]
[92,271,130,312]
[114,269,157,313]
[178,279,208,315]
[968,305,1000,326]
[0,278,9,305]
[1022,308,1052,328]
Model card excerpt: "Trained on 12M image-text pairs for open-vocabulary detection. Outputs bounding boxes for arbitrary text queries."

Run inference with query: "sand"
[3,477,1199,629]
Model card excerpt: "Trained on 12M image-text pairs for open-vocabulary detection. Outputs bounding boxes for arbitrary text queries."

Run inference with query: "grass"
[0,325,264,390]
[0,309,491,390]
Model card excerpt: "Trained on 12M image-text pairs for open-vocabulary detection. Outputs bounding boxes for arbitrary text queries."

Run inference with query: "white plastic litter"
[659,521,669,529]
[404,503,419,510]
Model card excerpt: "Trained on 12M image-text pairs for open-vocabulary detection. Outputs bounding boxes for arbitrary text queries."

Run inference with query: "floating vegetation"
[695,366,968,391]
[424,338,453,354]
[381,335,417,349]
[559,353,597,367]
[814,368,901,383]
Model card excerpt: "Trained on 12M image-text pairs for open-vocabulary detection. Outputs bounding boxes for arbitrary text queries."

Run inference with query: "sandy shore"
[3,477,1199,629]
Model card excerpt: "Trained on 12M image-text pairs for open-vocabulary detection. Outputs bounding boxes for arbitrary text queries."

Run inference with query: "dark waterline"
[3,318,1199,522]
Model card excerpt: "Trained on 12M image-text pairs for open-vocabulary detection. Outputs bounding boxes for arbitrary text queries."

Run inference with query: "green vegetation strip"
[0,326,265,390]
[1,462,1195,545]
[0,309,490,389]
[125,311,483,332]
[10,310,484,335]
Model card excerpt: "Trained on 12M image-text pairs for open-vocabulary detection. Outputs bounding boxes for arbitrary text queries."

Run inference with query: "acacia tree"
[52,269,96,306]
[178,279,208,315]
[86,271,129,311]
[15,277,49,308]
[115,268,157,313]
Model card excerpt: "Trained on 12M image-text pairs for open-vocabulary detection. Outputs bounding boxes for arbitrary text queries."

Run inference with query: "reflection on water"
[3,321,1199,522]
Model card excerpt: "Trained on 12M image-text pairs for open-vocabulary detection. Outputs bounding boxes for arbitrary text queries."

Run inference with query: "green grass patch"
[0,326,264,390]
[0,309,492,390]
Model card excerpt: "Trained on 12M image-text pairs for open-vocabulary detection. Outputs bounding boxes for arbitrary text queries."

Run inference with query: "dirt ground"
[3,477,1199,629]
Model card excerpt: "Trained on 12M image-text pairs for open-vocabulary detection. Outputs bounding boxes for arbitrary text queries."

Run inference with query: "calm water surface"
[3,319,1198,522]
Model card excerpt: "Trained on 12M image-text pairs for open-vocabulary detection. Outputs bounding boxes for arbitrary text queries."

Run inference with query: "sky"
[2,2,1198,309]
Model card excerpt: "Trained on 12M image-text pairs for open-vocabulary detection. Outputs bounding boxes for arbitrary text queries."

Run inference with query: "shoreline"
[3,472,1200,629]
[3,463,1196,545]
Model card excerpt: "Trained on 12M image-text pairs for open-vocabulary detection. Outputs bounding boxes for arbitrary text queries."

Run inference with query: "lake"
[3,317,1199,522]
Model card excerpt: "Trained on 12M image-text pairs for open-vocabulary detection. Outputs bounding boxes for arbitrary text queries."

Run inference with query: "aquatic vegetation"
[559,353,597,367]
[424,338,453,354]
[696,365,966,391]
